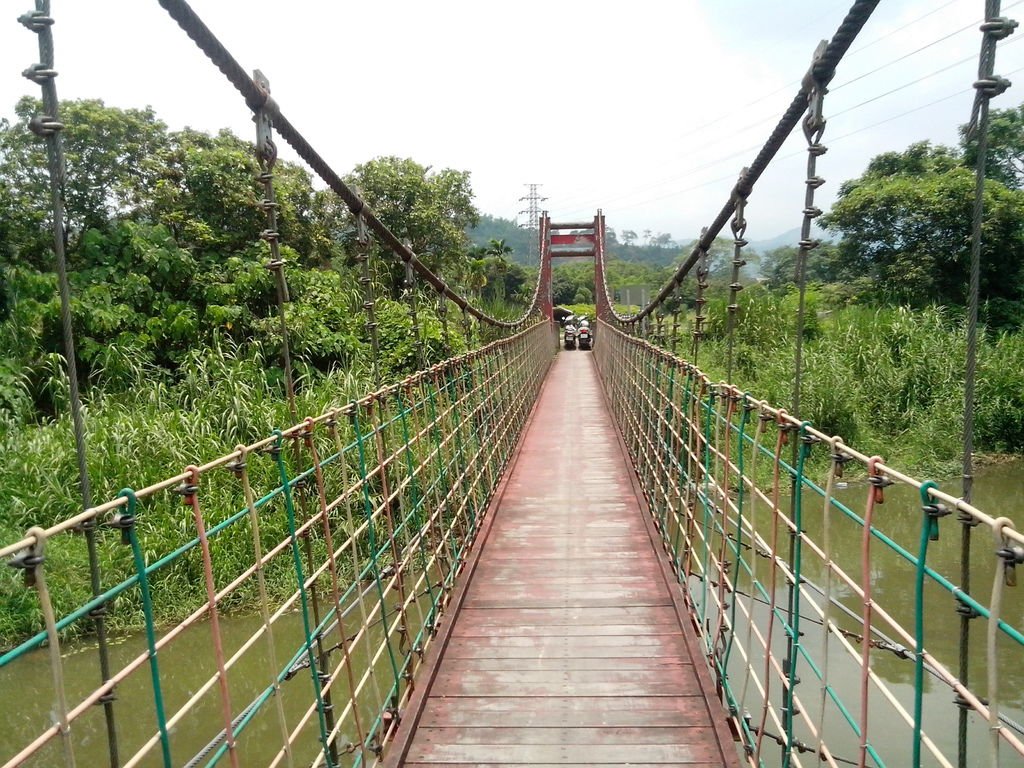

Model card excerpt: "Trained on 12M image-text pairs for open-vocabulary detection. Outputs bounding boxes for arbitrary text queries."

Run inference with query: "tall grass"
[687,286,1024,475]
[0,341,376,643]
[0,291,530,644]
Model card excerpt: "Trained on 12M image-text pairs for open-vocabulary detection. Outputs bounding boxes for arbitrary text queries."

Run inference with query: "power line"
[556,6,1022,217]
[665,0,968,147]
[831,35,1023,120]
[844,0,963,58]
[560,48,1021,219]
[593,62,1024,219]
[826,64,1024,144]
[832,14,1002,93]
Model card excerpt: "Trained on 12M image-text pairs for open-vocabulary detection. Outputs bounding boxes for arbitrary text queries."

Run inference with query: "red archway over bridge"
[538,210,610,322]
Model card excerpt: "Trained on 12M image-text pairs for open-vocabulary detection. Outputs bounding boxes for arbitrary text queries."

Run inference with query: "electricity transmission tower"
[518,184,547,262]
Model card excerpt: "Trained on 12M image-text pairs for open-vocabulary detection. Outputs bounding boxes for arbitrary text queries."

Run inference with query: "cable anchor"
[997,542,1024,587]
[6,534,45,587]
[18,10,53,31]
[801,40,830,143]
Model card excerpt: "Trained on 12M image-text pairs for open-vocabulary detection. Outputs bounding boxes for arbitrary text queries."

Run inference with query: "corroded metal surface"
[393,350,738,766]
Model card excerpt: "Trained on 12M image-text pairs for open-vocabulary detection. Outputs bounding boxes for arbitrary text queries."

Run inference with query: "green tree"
[467,258,488,299]
[0,98,169,267]
[961,103,1024,190]
[823,167,1024,324]
[149,128,262,258]
[0,98,356,403]
[345,156,478,294]
[482,239,512,300]
[467,214,532,263]
[677,236,760,281]
[485,238,513,261]
[552,264,593,306]
[760,243,844,290]
[838,141,960,197]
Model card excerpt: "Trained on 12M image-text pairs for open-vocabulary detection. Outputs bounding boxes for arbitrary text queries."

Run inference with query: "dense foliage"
[0,98,539,525]
[692,287,1024,472]
[0,100,533,424]
[648,105,1024,471]
[0,98,530,643]
[468,213,687,267]
[821,142,1024,326]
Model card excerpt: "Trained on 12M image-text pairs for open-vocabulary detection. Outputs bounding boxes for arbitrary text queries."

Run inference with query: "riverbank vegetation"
[555,105,1024,476]
[2,93,1024,642]
[0,98,527,644]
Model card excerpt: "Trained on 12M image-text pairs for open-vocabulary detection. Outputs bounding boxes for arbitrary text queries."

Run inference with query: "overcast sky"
[3,1,1023,246]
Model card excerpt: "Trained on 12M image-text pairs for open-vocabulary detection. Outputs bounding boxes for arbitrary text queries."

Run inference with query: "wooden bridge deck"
[389,350,738,766]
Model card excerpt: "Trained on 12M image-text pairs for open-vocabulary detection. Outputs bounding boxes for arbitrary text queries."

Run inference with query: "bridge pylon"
[538,210,606,321]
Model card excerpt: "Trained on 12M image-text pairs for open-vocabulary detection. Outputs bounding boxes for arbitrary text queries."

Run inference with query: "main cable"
[155,0,540,330]
[595,0,882,326]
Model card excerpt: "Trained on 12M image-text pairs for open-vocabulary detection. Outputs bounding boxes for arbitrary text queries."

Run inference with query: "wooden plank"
[437,657,690,672]
[430,668,699,697]
[461,597,676,610]
[452,622,680,638]
[477,546,660,560]
[471,577,664,589]
[404,743,722,763]
[473,560,661,576]
[412,726,718,745]
[464,586,670,602]
[405,764,724,768]
[451,605,682,626]
[418,695,712,729]
[442,634,689,659]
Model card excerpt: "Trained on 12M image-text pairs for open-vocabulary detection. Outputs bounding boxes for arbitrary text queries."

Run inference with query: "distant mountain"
[468,216,834,269]
[467,215,536,264]
[747,224,832,255]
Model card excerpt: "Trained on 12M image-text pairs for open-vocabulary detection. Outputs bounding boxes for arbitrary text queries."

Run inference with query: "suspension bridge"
[3,1,1024,766]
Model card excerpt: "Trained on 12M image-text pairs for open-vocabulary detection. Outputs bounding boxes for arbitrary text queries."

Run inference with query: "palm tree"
[485,239,512,300]
[468,258,488,300]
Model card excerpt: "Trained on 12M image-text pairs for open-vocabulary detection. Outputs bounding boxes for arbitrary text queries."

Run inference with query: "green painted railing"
[595,320,1024,768]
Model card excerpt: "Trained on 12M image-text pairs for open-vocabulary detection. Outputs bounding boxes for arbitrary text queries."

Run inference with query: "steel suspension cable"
[595,0,881,329]
[254,73,299,420]
[356,216,382,387]
[595,324,1024,765]
[403,262,426,371]
[725,175,750,383]
[563,1,1024,221]
[960,4,1018,767]
[155,0,539,330]
[17,4,120,764]
[690,232,709,366]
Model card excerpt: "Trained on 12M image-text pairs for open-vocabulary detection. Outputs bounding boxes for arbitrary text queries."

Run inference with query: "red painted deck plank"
[391,351,738,767]
[418,696,713,729]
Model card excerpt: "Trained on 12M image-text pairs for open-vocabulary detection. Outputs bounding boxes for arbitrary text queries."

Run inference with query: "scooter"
[577,321,592,350]
[563,321,577,350]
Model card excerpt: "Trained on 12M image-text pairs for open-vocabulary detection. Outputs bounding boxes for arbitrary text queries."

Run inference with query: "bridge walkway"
[388,349,738,766]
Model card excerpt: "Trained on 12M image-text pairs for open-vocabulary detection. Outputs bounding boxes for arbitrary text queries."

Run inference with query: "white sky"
[3,0,1023,245]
